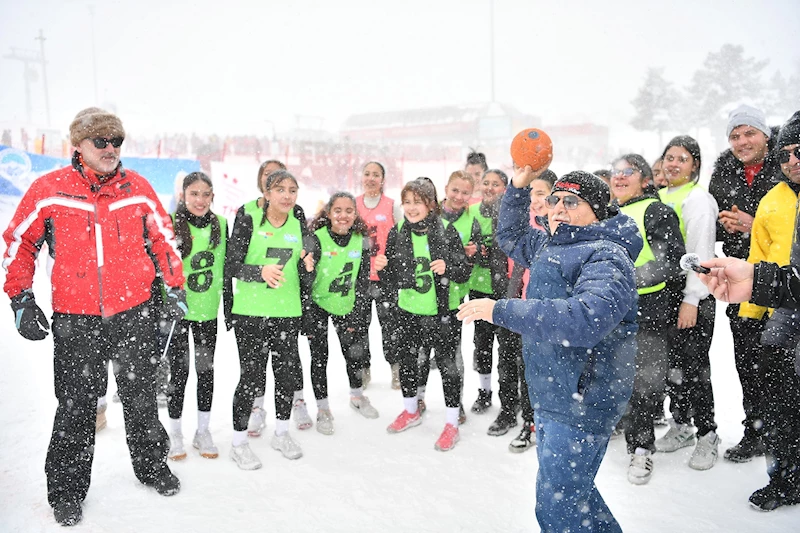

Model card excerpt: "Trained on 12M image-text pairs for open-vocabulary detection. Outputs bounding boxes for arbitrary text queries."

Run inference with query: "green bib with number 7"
[233,210,303,318]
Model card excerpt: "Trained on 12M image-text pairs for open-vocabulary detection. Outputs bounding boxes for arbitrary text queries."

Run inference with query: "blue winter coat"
[492,184,643,435]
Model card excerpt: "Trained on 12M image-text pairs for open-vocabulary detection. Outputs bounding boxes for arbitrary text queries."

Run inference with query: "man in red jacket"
[2,108,188,526]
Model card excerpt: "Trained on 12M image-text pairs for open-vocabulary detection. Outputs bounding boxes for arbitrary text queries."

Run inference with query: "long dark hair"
[661,135,702,183]
[310,191,369,235]
[174,172,220,259]
[260,169,300,226]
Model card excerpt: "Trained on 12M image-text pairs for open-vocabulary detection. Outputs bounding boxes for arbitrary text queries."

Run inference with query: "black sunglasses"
[545,194,585,210]
[777,146,800,164]
[91,137,124,149]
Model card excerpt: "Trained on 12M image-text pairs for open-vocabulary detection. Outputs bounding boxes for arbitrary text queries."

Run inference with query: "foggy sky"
[1,0,798,136]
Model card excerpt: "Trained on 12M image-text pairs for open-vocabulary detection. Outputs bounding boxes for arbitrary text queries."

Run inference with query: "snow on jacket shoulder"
[3,161,184,316]
[492,183,642,434]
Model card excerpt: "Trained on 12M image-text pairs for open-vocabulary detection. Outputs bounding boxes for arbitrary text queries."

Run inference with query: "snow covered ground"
[0,197,798,533]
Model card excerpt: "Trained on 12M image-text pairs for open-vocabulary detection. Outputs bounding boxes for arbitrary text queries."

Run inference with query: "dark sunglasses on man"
[777,146,800,164]
[544,194,585,210]
[91,137,124,149]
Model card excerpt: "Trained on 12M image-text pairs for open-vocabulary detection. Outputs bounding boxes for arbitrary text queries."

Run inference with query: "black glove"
[10,290,50,341]
[163,288,188,321]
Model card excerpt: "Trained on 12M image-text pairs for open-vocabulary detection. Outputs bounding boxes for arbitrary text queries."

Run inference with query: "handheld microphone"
[680,253,710,274]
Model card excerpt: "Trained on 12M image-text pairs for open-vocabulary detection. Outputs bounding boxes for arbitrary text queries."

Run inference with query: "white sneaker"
[247,407,267,437]
[271,432,303,460]
[362,367,371,390]
[230,442,262,470]
[689,431,720,471]
[156,392,168,408]
[316,409,335,436]
[168,433,187,461]
[192,430,219,459]
[390,364,401,390]
[655,421,696,453]
[350,395,379,419]
[292,399,313,430]
[627,449,654,485]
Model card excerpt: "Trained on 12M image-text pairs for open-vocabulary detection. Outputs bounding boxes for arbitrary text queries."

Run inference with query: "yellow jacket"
[739,182,799,319]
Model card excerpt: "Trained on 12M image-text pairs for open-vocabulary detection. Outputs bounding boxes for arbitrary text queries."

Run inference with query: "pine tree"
[630,67,679,146]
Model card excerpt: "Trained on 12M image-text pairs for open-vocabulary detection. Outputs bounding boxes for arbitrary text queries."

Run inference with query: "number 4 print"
[328,262,354,295]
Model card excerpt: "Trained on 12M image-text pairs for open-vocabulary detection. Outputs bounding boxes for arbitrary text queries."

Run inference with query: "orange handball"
[510,128,553,171]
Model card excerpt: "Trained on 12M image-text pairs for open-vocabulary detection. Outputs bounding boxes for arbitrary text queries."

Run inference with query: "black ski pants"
[46,303,170,508]
[396,309,462,408]
[304,303,366,400]
[232,315,301,429]
[362,280,398,367]
[667,296,717,436]
[727,305,769,440]
[166,318,218,419]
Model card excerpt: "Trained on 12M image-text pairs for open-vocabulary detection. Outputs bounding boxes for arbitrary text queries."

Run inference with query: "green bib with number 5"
[397,222,438,316]
[311,228,363,316]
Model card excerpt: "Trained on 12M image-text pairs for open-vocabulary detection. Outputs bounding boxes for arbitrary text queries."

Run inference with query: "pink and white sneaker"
[386,410,422,433]
[434,423,460,452]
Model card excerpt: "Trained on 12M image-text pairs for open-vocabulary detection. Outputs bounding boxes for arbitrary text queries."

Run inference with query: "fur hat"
[726,104,770,139]
[552,171,611,220]
[776,110,800,150]
[69,107,125,147]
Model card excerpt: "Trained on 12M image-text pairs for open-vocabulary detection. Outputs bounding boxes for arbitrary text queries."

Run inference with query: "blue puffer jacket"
[492,184,642,435]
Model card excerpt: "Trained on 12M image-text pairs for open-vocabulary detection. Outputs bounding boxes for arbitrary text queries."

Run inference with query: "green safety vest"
[658,182,699,242]
[176,214,227,321]
[448,209,474,310]
[396,220,438,316]
[619,198,665,295]
[232,207,303,317]
[468,202,493,294]
[311,228,364,316]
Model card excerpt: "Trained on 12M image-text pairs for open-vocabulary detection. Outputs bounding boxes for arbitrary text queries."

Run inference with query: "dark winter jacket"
[492,184,642,435]
[708,126,781,260]
[617,193,686,323]
[381,214,472,316]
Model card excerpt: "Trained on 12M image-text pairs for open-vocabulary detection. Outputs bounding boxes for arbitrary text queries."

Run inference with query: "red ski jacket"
[3,158,185,317]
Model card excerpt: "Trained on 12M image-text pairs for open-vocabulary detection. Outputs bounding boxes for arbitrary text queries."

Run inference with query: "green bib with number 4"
[311,228,363,316]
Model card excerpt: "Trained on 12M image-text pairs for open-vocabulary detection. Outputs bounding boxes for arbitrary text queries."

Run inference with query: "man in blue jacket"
[459,167,642,533]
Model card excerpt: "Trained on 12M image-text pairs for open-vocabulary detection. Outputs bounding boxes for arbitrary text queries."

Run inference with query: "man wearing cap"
[2,107,187,526]
[708,104,781,463]
[459,168,642,532]
[698,110,800,511]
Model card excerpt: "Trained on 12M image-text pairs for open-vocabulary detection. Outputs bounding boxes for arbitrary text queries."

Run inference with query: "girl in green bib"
[225,170,315,469]
[303,192,379,435]
[166,172,229,462]
[380,178,472,451]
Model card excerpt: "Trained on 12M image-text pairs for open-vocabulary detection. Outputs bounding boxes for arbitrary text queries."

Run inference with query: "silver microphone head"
[680,253,710,274]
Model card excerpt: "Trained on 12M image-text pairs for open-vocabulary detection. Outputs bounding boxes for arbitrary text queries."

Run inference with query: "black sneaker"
[53,501,82,527]
[144,470,181,497]
[724,435,766,463]
[509,423,535,453]
[749,479,800,511]
[487,409,518,436]
[470,389,492,414]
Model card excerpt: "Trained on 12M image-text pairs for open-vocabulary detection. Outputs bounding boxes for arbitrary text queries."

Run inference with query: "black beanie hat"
[777,110,800,150]
[552,171,611,220]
